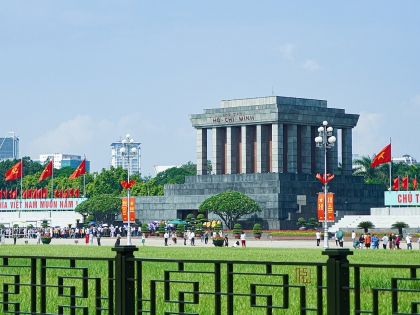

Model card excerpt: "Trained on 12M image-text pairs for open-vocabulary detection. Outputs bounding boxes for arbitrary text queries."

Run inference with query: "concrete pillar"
[272,123,284,173]
[212,127,225,175]
[327,128,338,174]
[287,124,297,173]
[196,128,207,175]
[227,127,239,174]
[341,128,353,175]
[241,125,253,173]
[301,125,312,174]
[257,125,268,173]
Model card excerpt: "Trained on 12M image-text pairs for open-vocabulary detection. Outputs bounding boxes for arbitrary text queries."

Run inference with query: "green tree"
[198,190,261,229]
[357,221,375,233]
[154,167,195,186]
[74,194,121,224]
[296,217,307,227]
[390,221,409,236]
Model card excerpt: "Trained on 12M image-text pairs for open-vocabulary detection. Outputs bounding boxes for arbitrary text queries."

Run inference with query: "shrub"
[176,224,185,233]
[233,223,242,234]
[141,223,150,234]
[214,223,222,233]
[158,223,166,234]
[252,223,262,235]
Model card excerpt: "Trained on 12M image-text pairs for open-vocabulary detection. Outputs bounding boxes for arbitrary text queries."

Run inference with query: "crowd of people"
[351,231,419,250]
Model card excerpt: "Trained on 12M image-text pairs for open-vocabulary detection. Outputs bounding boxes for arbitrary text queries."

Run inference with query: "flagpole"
[51,159,54,199]
[83,155,86,198]
[20,158,23,199]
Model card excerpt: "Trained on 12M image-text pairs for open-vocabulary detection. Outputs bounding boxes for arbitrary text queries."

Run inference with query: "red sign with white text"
[121,198,136,222]
[317,193,334,222]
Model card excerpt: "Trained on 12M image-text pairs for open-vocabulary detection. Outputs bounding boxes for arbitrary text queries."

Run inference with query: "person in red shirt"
[364,233,371,249]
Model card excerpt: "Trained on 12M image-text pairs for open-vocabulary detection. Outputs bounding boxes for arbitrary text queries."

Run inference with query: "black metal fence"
[0,247,419,314]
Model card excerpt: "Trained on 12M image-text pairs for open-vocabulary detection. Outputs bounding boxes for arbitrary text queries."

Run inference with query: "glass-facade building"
[39,153,90,172]
[0,134,19,161]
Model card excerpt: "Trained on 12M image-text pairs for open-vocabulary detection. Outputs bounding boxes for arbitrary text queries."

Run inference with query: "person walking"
[204,232,209,244]
[36,230,41,245]
[190,230,195,246]
[240,231,246,247]
[97,231,101,246]
[224,234,229,247]
[351,230,356,243]
[164,232,169,246]
[359,234,365,249]
[406,233,412,250]
[141,233,146,246]
[395,234,401,249]
[316,230,321,246]
[382,234,389,249]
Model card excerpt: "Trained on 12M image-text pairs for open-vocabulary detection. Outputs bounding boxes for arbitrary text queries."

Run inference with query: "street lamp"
[120,134,137,246]
[315,121,336,249]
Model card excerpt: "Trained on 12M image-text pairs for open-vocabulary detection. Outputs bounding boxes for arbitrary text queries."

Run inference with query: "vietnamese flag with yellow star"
[371,143,391,168]
[69,159,86,180]
[5,161,23,181]
[38,160,53,182]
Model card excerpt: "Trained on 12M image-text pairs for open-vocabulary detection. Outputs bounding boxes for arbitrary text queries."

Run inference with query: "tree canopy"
[74,194,121,224]
[198,190,261,229]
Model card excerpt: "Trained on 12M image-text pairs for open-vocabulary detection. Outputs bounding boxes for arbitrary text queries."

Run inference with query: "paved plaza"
[3,235,355,249]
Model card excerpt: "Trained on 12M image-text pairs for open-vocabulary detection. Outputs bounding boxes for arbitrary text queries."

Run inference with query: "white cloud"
[352,111,386,157]
[301,59,320,71]
[279,43,295,60]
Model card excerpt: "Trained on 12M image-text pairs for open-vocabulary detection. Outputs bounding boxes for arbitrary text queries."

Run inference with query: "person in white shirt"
[190,231,195,246]
[316,231,321,246]
[240,232,246,247]
[351,230,356,243]
[406,234,412,250]
[382,234,389,249]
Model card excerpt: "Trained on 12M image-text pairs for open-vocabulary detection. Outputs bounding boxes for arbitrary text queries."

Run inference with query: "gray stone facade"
[133,96,385,229]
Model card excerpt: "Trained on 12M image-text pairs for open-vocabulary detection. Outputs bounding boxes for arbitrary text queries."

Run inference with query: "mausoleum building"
[136,96,384,229]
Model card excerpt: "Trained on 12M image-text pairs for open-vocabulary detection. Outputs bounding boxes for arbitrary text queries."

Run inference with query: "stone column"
[327,128,338,174]
[196,128,207,175]
[257,125,268,173]
[227,127,239,174]
[341,128,353,175]
[287,124,297,173]
[271,123,284,173]
[241,125,252,173]
[212,127,225,175]
[301,125,312,174]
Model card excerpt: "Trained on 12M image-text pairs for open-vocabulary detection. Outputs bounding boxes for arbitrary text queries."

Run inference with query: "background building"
[0,132,19,161]
[38,153,90,172]
[110,140,141,176]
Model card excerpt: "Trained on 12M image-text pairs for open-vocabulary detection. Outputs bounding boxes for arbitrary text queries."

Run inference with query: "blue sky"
[1,2,419,175]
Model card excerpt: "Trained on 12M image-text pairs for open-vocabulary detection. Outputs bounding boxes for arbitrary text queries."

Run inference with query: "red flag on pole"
[63,189,69,198]
[3,189,7,199]
[22,189,27,199]
[69,187,74,197]
[371,144,392,168]
[38,161,53,182]
[59,189,63,198]
[0,189,2,199]
[393,177,400,191]
[413,177,418,190]
[43,188,48,198]
[5,161,23,181]
[32,189,37,198]
[69,159,86,180]
[54,189,59,198]
[75,187,80,198]
[402,176,409,190]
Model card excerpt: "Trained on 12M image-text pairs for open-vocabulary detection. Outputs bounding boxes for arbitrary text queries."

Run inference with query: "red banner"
[317,193,334,222]
[121,197,136,222]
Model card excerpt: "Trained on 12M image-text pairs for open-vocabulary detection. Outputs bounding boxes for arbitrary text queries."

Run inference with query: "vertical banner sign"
[121,198,136,222]
[317,193,335,222]
[317,193,325,221]
[327,193,334,221]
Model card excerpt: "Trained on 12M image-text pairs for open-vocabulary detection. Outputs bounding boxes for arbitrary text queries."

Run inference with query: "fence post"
[322,248,353,315]
[113,245,139,315]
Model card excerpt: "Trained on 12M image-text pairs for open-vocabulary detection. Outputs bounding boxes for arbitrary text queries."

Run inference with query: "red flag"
[59,189,63,198]
[75,187,80,198]
[54,189,59,198]
[22,189,27,199]
[28,188,32,198]
[5,161,23,181]
[63,188,69,198]
[413,177,418,190]
[69,159,86,180]
[9,190,13,199]
[69,187,74,197]
[32,189,37,199]
[12,189,17,199]
[402,177,409,190]
[43,188,48,198]
[393,177,400,191]
[37,188,42,199]
[371,144,391,168]
[38,161,53,182]
[0,189,2,199]
[3,189,7,199]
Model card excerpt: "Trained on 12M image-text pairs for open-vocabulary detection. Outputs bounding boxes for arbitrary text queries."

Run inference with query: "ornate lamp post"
[120,134,137,246]
[315,121,336,249]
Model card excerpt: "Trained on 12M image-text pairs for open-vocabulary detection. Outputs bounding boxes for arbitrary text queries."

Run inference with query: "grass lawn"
[0,245,419,314]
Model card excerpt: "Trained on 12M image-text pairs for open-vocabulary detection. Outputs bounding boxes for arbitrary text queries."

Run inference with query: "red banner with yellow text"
[317,193,334,222]
[121,197,136,222]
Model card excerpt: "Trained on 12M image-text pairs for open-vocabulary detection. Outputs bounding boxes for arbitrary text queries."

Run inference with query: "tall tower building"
[0,132,19,161]
[110,140,141,176]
